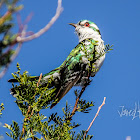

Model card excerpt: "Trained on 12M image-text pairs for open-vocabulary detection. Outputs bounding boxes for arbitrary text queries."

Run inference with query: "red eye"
[84,22,90,27]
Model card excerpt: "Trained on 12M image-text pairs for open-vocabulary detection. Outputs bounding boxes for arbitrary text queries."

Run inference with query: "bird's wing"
[50,73,81,108]
[51,39,95,108]
[60,39,96,70]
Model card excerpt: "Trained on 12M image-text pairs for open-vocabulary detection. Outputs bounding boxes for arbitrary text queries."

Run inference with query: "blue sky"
[1,0,140,139]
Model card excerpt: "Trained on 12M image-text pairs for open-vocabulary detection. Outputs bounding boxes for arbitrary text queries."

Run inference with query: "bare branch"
[0,65,9,80]
[16,0,63,42]
[0,11,12,25]
[0,0,4,9]
[0,0,63,79]
[69,83,89,119]
[10,25,27,62]
[37,73,42,87]
[83,97,106,139]
[0,26,26,79]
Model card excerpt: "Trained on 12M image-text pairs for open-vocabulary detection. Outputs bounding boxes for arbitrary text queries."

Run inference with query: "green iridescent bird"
[9,20,105,108]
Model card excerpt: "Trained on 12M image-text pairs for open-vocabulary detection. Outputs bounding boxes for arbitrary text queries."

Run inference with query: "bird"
[9,20,105,109]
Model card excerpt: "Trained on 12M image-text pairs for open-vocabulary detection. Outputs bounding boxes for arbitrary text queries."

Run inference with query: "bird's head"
[69,20,101,42]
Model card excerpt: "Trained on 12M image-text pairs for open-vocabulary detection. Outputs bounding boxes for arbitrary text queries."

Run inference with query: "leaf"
[5,121,20,140]
[77,99,94,113]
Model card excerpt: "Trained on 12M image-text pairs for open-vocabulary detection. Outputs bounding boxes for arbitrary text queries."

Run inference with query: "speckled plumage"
[42,20,105,108]
[9,20,105,108]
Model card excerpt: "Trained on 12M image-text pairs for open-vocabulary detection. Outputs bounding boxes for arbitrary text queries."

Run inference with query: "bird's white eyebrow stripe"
[90,24,99,30]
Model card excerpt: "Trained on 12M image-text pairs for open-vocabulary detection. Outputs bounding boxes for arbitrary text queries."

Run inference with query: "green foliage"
[0,103,4,118]
[4,44,113,139]
[0,1,113,139]
[0,103,4,139]
[5,64,93,139]
[77,99,94,113]
[0,0,23,71]
[5,121,20,140]
[11,63,56,110]
[74,90,94,113]
[104,44,113,53]
[72,130,93,140]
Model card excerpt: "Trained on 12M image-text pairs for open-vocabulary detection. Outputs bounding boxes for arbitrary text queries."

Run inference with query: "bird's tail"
[8,67,82,109]
[50,73,81,108]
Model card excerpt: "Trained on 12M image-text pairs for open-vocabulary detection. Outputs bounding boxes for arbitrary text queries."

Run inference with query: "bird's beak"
[69,23,77,28]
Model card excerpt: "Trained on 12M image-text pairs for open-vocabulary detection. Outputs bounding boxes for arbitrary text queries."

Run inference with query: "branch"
[20,74,42,139]
[69,80,91,119]
[0,0,4,9]
[20,106,31,140]
[37,73,42,87]
[83,97,106,139]
[16,0,63,42]
[0,11,12,25]
[0,26,26,79]
[71,85,87,117]
[0,0,19,25]
[0,0,63,79]
[0,43,22,79]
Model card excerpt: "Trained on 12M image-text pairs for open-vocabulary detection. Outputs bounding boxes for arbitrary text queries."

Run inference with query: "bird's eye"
[84,22,90,27]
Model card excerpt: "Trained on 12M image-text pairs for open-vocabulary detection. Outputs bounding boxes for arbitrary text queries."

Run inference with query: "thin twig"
[71,85,88,117]
[0,0,63,79]
[0,43,22,79]
[20,106,31,140]
[0,0,4,9]
[17,12,33,33]
[20,74,43,139]
[37,73,42,87]
[0,11,12,25]
[16,0,63,42]
[83,97,106,139]
[28,73,42,140]
[0,26,26,79]
[29,73,43,119]
[31,128,34,140]
[69,79,90,119]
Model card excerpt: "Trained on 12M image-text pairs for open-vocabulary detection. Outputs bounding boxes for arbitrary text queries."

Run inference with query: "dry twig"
[0,0,63,79]
[16,0,63,42]
[68,75,91,119]
[0,26,26,79]
[37,73,42,87]
[70,83,89,119]
[0,0,4,9]
[0,11,12,25]
[83,97,106,139]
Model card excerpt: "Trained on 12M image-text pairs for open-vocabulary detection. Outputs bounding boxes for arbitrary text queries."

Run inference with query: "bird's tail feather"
[50,73,81,109]
[8,67,81,109]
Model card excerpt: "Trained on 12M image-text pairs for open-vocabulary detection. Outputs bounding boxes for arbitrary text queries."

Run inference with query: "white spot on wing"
[82,56,89,64]
[53,72,59,78]
[44,72,59,80]
[80,51,85,55]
